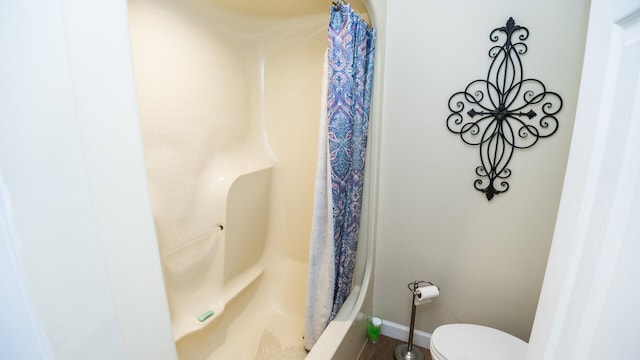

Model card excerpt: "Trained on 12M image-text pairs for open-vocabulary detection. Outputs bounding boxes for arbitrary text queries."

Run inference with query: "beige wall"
[374,0,590,341]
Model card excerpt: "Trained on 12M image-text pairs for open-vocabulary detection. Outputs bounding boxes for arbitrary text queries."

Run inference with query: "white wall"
[0,0,176,359]
[528,0,640,358]
[374,0,590,341]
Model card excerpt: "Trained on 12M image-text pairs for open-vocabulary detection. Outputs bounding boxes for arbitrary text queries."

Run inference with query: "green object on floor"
[368,317,382,343]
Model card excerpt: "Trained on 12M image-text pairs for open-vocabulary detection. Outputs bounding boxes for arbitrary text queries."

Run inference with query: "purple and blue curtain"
[304,3,375,350]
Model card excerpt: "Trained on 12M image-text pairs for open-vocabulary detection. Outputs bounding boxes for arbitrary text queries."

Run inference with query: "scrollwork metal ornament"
[447,17,563,200]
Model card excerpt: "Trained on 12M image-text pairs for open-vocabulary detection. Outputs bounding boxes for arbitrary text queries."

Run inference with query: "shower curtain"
[304,3,375,350]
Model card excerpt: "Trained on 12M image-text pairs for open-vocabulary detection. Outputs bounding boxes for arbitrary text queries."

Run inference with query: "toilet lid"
[430,324,527,360]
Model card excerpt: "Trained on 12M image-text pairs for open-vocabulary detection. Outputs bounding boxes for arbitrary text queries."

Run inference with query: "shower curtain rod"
[332,0,346,10]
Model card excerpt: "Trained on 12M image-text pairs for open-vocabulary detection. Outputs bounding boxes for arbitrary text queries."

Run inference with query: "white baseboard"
[379,319,432,349]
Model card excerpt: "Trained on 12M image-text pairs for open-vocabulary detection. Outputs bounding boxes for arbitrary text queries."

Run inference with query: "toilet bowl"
[430,323,527,360]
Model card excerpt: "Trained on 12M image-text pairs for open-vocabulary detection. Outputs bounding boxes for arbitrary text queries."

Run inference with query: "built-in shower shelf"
[172,263,265,342]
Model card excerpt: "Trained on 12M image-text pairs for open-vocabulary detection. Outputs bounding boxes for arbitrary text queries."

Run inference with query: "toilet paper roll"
[414,285,439,306]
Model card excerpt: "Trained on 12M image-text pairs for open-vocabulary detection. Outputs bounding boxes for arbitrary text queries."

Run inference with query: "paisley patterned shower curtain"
[304,3,375,350]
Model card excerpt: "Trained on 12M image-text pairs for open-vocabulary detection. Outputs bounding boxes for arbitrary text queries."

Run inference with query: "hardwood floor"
[358,335,432,360]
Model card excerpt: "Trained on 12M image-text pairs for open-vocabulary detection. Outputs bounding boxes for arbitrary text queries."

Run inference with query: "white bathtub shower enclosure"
[128,0,380,358]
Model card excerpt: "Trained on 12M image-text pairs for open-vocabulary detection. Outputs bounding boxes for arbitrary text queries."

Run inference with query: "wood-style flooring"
[358,335,432,360]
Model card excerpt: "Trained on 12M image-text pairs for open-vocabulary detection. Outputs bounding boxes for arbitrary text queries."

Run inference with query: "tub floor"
[253,312,306,359]
[193,296,306,360]
[185,258,308,360]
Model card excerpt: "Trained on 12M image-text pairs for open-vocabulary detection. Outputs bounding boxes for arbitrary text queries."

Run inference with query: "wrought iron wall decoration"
[446,17,563,200]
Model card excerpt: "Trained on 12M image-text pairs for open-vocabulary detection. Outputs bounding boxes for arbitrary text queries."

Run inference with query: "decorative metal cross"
[446,17,563,200]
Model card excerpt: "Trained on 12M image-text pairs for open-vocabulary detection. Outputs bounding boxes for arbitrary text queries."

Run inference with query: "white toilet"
[430,323,527,360]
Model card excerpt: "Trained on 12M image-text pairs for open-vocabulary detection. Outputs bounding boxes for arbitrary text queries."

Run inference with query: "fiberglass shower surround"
[128,0,333,358]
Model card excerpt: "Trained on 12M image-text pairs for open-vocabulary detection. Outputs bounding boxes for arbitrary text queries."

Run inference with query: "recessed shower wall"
[128,0,329,357]
[160,166,271,340]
